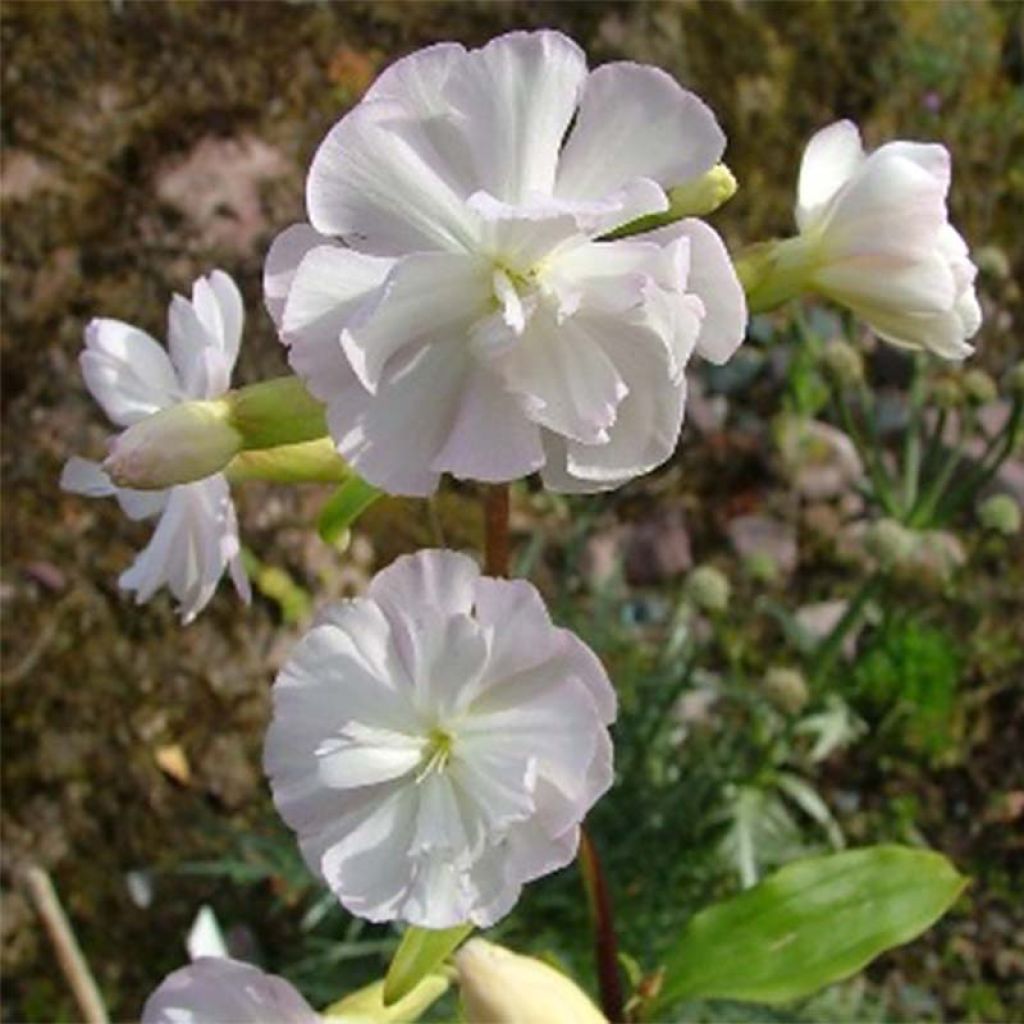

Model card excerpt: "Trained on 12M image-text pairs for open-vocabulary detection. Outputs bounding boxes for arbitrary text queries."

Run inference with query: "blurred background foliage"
[2,2,1022,1021]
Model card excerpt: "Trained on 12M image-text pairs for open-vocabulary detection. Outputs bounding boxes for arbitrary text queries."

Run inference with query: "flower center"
[415,726,454,783]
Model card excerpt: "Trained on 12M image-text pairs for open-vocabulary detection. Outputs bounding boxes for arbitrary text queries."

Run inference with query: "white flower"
[61,270,250,623]
[796,120,981,359]
[264,549,615,928]
[265,30,747,496]
[142,957,319,1024]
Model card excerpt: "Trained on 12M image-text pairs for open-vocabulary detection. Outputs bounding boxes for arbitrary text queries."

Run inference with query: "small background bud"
[685,565,731,613]
[865,518,916,569]
[820,339,865,387]
[961,368,997,406]
[762,667,810,715]
[978,494,1021,536]
[929,375,963,410]
[1007,361,1024,398]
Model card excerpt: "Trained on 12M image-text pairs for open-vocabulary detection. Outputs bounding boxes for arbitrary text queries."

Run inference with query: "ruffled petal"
[340,251,490,392]
[79,318,182,427]
[263,223,336,330]
[369,549,480,624]
[796,120,864,230]
[446,30,587,204]
[558,63,725,205]
[306,101,479,256]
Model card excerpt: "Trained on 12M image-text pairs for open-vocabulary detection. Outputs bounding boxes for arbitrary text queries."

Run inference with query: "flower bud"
[820,339,865,387]
[685,565,731,613]
[929,375,963,410]
[455,939,606,1024]
[961,368,997,406]
[977,494,1021,536]
[666,163,738,219]
[864,518,916,569]
[762,667,810,715]
[104,399,241,489]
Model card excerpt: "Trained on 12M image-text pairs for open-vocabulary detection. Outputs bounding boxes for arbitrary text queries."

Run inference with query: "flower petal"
[60,456,117,498]
[306,101,479,256]
[557,63,725,204]
[369,549,480,623]
[263,223,334,330]
[446,30,587,204]
[796,120,864,230]
[340,251,490,392]
[142,957,319,1024]
[80,318,182,427]
[282,244,393,402]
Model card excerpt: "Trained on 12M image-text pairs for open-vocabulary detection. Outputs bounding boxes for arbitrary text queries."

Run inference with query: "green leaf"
[317,476,382,543]
[383,923,472,1007]
[656,845,966,1011]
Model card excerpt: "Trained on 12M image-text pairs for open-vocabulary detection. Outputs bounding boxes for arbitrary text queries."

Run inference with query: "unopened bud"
[865,518,916,569]
[929,375,963,410]
[961,368,997,406]
[685,565,731,613]
[666,163,738,219]
[104,399,241,489]
[455,939,606,1024]
[978,494,1021,536]
[820,339,865,387]
[763,667,810,715]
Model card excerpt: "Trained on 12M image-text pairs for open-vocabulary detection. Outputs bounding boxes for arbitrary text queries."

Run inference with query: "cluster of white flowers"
[62,271,249,623]
[58,27,987,1021]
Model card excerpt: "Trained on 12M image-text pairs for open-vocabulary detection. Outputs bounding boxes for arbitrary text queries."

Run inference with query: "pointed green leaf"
[317,476,382,543]
[383,923,472,1007]
[656,845,966,1012]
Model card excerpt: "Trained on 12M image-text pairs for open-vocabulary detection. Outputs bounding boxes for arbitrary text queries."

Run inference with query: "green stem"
[901,356,926,515]
[830,383,898,515]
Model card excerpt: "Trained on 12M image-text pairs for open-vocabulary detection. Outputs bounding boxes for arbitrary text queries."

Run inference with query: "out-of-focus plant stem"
[901,355,927,514]
[829,382,898,515]
[579,829,626,1023]
[809,575,884,687]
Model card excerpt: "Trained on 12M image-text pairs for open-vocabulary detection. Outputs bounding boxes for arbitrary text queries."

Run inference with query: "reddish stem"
[483,483,510,578]
[579,828,626,1022]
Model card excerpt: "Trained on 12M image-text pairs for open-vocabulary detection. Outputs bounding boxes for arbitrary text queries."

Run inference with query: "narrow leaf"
[657,845,966,1011]
[317,476,382,543]
[383,923,472,1007]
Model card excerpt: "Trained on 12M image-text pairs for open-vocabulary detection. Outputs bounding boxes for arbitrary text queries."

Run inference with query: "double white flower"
[264,550,616,928]
[794,120,981,359]
[266,29,747,497]
[61,271,250,623]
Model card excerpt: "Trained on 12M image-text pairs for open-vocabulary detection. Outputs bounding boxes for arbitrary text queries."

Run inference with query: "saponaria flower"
[61,270,250,623]
[264,549,616,928]
[264,29,747,496]
[142,957,319,1024]
[794,120,981,359]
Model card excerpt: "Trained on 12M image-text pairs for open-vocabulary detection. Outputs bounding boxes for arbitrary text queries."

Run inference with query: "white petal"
[471,576,560,683]
[167,294,229,400]
[142,957,319,1024]
[468,191,584,272]
[340,251,490,392]
[796,120,864,230]
[644,219,748,365]
[564,312,685,483]
[317,725,424,789]
[431,360,545,483]
[327,339,469,496]
[306,101,478,256]
[369,549,480,623]
[492,308,628,445]
[864,306,976,360]
[60,456,116,498]
[871,140,950,192]
[192,269,244,372]
[283,244,393,402]
[263,223,335,330]
[559,629,617,725]
[115,486,169,522]
[446,30,587,204]
[80,318,182,427]
[400,612,489,717]
[558,63,725,206]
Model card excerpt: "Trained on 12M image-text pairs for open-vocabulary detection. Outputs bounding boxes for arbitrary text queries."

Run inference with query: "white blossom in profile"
[264,549,616,928]
[794,120,981,359]
[61,270,250,623]
[142,957,319,1024]
[264,29,747,496]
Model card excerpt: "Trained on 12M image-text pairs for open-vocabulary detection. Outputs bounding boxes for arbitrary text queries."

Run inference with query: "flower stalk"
[579,829,625,1023]
[483,483,511,578]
